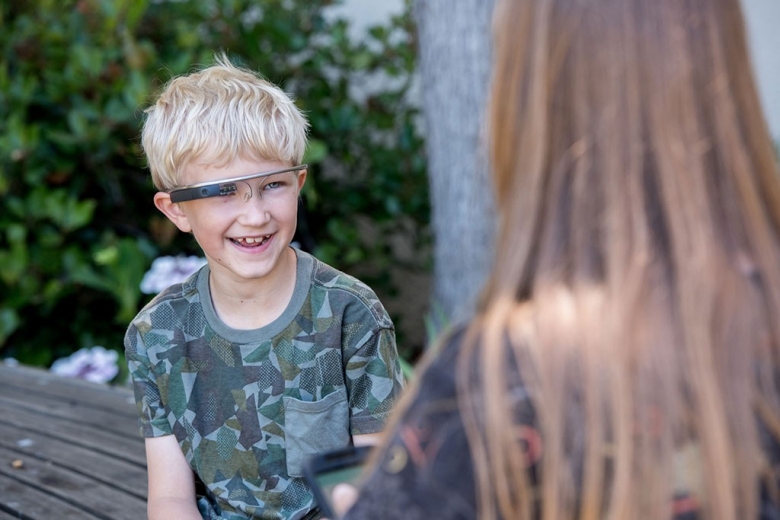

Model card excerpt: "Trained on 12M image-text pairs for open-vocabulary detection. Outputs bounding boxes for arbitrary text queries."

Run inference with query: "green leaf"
[302,139,328,164]
[0,309,21,345]
[67,110,90,138]
[94,246,119,266]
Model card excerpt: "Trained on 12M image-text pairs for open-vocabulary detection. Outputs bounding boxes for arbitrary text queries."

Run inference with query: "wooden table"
[0,363,147,519]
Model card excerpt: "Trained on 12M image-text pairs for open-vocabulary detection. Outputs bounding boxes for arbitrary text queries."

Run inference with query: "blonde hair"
[141,54,309,190]
[445,0,780,518]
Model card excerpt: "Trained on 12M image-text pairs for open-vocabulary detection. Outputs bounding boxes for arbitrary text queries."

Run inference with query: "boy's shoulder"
[298,249,393,330]
[124,267,205,357]
[129,266,204,328]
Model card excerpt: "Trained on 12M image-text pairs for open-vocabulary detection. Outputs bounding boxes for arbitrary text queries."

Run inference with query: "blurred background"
[0,0,777,382]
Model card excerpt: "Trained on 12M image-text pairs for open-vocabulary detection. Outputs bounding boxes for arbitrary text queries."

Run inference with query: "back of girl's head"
[487,0,780,299]
[141,54,309,191]
[462,0,780,518]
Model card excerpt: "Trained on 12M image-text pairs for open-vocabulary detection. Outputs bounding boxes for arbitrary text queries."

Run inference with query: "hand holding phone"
[330,481,360,518]
[303,445,372,519]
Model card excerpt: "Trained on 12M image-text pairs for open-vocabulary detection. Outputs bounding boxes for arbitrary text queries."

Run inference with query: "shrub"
[0,0,428,367]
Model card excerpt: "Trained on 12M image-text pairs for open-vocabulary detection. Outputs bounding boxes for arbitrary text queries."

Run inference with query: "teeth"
[241,235,270,244]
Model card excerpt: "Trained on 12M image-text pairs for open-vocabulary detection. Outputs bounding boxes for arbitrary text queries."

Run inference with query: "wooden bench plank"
[0,365,138,412]
[0,377,140,438]
[0,392,141,445]
[0,401,145,466]
[0,472,106,520]
[0,445,146,520]
[0,365,151,518]
[0,422,147,498]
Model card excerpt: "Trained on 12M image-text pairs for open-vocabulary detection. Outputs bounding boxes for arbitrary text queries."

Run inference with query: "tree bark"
[414,0,497,329]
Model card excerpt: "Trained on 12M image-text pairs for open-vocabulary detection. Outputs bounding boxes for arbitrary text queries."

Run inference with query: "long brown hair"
[460,0,780,518]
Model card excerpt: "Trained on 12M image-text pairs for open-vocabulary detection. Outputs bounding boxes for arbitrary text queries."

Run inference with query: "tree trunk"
[414,0,497,330]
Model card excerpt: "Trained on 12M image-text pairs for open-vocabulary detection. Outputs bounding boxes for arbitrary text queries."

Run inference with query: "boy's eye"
[264,181,283,190]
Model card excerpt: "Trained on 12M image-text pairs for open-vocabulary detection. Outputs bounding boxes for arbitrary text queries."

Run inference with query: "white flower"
[140,255,207,294]
[50,346,119,384]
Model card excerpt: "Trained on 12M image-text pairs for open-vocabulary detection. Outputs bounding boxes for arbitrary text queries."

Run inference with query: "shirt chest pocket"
[283,387,350,478]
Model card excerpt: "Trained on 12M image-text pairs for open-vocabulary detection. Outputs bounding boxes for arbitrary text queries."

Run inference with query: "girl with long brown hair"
[341,0,780,518]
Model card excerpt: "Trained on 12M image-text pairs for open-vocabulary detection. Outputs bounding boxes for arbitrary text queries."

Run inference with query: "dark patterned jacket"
[344,327,780,520]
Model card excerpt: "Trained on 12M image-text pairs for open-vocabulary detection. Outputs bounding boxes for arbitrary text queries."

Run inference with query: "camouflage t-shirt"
[125,248,404,520]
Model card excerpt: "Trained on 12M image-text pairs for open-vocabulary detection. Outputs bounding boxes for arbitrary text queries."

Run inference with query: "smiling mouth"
[233,234,272,247]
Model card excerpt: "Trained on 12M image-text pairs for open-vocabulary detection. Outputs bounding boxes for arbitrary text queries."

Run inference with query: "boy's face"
[155,157,306,286]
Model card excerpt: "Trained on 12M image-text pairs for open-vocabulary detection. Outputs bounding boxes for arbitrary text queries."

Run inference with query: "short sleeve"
[345,326,405,435]
[124,322,173,438]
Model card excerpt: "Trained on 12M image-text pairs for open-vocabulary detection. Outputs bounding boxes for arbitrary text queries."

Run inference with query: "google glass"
[168,164,307,203]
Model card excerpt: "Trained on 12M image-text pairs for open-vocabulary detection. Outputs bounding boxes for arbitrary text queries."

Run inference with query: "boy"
[124,55,404,520]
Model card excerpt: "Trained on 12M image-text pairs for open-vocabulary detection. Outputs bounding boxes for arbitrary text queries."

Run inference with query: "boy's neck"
[208,248,298,330]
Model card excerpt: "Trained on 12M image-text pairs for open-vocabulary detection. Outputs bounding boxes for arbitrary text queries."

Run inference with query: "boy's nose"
[235,194,271,224]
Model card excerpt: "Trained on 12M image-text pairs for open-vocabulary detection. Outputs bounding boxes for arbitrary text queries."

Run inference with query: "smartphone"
[303,444,372,519]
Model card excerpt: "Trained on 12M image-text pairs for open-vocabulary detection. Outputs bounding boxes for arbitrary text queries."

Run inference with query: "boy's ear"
[153,192,192,233]
[296,168,307,192]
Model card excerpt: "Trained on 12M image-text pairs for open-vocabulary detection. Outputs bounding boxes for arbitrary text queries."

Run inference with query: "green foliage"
[0,0,428,366]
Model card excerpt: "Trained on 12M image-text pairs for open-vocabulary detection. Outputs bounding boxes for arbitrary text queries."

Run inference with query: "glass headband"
[168,164,307,203]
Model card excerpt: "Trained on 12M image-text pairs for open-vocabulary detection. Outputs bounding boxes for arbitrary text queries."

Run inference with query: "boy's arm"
[353,433,383,446]
[145,435,201,520]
